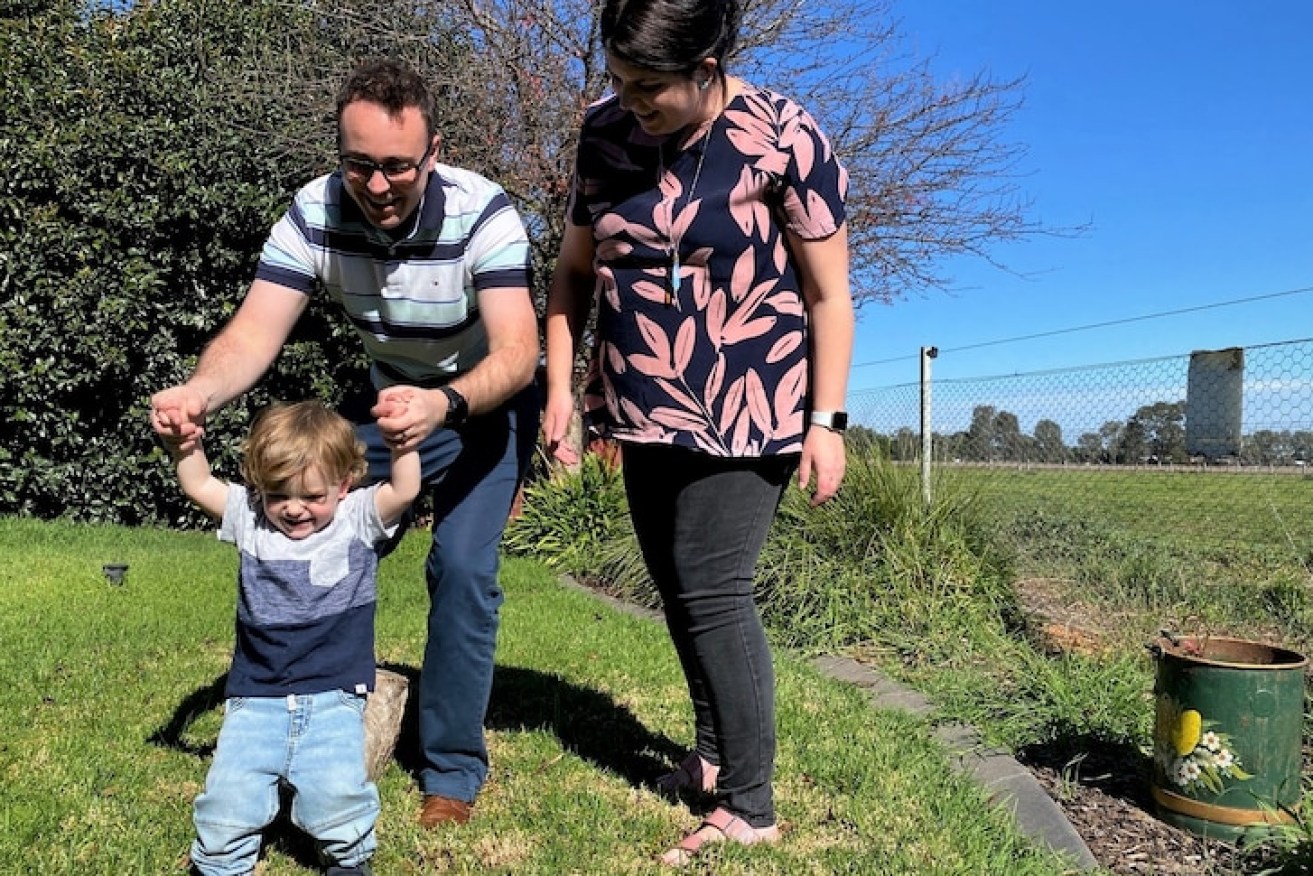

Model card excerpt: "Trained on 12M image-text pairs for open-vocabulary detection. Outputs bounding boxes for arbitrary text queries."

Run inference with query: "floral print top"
[569,85,848,457]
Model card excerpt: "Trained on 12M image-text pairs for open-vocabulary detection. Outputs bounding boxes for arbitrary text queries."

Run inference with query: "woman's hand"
[798,427,845,505]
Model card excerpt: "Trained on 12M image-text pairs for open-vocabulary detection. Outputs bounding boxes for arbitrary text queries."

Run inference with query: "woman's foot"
[658,807,779,867]
[655,752,719,799]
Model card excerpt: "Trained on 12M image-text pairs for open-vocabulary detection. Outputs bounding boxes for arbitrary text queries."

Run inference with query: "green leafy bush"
[503,454,634,579]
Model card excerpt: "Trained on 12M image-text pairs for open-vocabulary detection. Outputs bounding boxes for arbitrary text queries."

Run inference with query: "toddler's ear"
[337,478,353,499]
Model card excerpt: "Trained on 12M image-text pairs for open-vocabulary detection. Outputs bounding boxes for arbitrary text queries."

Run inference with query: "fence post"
[920,346,938,506]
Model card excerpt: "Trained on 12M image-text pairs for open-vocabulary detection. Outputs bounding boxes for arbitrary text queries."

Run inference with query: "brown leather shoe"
[419,794,472,827]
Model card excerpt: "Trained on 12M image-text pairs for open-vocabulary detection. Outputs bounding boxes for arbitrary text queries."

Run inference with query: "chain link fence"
[847,338,1313,569]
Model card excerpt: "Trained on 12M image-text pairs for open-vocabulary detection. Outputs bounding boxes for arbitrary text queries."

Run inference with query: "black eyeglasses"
[339,143,433,182]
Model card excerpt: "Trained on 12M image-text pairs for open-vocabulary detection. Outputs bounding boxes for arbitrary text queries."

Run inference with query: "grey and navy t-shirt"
[218,483,397,697]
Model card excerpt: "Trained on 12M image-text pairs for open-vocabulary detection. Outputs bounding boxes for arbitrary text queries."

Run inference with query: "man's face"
[338,101,437,231]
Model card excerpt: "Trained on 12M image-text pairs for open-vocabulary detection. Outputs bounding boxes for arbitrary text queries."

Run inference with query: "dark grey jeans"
[622,443,795,827]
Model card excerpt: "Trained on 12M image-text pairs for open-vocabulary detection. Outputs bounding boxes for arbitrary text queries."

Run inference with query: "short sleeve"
[777,102,848,240]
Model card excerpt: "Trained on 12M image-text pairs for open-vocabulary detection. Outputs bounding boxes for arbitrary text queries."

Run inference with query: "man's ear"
[428,132,442,165]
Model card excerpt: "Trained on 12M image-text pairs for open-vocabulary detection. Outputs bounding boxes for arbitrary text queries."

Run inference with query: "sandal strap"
[700,808,758,844]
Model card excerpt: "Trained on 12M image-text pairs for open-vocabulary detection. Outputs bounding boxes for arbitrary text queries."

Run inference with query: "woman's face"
[605,52,715,137]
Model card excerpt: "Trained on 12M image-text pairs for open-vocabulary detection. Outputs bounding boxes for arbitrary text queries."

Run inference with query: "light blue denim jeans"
[190,691,378,876]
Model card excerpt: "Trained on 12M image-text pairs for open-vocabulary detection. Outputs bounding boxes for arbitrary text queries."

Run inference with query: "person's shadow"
[150,661,686,869]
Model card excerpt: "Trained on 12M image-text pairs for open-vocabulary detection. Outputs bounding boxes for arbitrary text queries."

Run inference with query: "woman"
[543,0,854,865]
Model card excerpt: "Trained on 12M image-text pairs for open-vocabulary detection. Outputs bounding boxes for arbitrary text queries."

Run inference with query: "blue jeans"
[621,443,795,828]
[354,384,538,802]
[191,691,378,875]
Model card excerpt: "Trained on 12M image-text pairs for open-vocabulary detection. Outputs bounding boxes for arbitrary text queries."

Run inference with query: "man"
[152,59,540,827]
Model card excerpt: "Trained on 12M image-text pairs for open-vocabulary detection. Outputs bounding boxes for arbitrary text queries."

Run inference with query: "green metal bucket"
[1150,635,1307,840]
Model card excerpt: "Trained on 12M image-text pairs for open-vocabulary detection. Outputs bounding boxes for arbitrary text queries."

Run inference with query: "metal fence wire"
[847,338,1313,562]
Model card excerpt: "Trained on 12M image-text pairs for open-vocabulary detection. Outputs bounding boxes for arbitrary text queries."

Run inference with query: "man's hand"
[372,385,448,451]
[151,385,208,453]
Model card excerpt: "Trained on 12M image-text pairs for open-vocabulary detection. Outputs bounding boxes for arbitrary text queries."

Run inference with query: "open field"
[935,463,1313,554]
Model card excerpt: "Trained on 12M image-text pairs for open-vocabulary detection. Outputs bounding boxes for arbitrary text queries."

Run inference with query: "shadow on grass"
[382,662,686,792]
[147,673,227,758]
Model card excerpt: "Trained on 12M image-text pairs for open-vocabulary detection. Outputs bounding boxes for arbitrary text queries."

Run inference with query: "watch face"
[832,411,849,430]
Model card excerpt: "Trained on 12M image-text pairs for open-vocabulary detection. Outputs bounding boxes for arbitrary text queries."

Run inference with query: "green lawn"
[941,465,1313,552]
[0,517,1074,875]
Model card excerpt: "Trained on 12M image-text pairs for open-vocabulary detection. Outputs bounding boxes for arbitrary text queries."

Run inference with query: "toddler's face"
[260,466,350,540]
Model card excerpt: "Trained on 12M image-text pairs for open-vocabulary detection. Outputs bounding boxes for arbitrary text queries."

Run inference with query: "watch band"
[809,410,849,432]
[439,385,469,428]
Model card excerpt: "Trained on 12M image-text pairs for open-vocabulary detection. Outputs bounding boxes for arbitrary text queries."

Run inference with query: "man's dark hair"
[336,59,437,139]
[600,0,739,77]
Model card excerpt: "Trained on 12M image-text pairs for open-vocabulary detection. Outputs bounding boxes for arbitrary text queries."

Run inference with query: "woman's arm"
[542,222,599,461]
[789,224,855,505]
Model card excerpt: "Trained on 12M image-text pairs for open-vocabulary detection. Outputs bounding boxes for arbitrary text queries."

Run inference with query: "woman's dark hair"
[599,0,739,76]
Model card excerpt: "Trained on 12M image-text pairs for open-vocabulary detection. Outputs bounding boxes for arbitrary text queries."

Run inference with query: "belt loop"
[286,693,297,712]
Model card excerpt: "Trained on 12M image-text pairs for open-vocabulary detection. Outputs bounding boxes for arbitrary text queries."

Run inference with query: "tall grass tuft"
[503,453,631,578]
[758,452,1018,656]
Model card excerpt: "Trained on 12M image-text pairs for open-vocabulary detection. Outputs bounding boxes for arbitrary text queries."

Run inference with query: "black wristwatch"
[439,385,469,428]
[809,410,849,432]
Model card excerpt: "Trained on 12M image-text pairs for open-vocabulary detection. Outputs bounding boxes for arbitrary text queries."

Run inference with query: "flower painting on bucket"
[1154,695,1253,795]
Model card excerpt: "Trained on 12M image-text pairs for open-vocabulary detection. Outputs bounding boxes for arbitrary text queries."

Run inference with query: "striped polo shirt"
[255,164,532,387]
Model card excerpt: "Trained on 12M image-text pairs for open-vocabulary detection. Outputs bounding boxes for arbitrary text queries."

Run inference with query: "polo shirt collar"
[333,170,448,245]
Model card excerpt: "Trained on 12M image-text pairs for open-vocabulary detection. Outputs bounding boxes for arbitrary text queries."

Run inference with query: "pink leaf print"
[672,196,702,244]
[772,357,803,436]
[650,406,709,431]
[690,260,714,309]
[719,375,745,434]
[595,239,634,262]
[655,377,701,413]
[729,247,756,302]
[744,368,772,434]
[773,237,789,274]
[633,277,670,306]
[673,317,696,374]
[730,165,762,237]
[636,312,672,362]
[765,291,805,316]
[730,407,753,455]
[706,289,727,350]
[774,358,808,416]
[723,315,777,345]
[604,341,627,374]
[630,353,677,379]
[618,395,644,425]
[783,118,815,179]
[721,280,776,344]
[598,269,620,311]
[765,331,802,364]
[704,353,726,407]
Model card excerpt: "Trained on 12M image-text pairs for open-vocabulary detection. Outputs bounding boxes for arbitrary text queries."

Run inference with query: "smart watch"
[809,410,849,432]
[439,385,469,428]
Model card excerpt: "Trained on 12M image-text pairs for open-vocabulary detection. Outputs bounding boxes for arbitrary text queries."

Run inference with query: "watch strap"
[809,410,849,432]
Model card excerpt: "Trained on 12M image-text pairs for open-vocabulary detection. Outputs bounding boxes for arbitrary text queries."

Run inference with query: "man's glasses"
[339,143,433,182]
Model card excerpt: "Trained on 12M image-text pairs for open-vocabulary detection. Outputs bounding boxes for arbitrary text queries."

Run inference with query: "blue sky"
[850,2,1313,393]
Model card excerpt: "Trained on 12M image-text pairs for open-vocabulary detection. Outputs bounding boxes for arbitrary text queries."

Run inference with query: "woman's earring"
[698,77,711,91]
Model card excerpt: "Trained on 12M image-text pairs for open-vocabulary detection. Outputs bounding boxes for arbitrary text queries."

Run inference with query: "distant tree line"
[851,401,1313,466]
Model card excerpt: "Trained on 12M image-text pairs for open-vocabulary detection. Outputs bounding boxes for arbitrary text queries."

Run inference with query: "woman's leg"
[623,444,793,827]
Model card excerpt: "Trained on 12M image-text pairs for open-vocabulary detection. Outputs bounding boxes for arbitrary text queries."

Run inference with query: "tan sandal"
[658,807,779,867]
[655,751,719,799]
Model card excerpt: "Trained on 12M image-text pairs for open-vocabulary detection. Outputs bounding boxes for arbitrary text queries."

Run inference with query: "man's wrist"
[439,385,469,428]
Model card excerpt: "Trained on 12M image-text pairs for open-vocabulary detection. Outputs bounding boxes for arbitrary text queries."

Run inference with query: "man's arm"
[151,280,308,448]
[374,286,539,449]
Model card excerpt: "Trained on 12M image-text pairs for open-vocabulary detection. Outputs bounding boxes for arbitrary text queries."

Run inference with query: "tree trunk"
[363,668,409,782]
